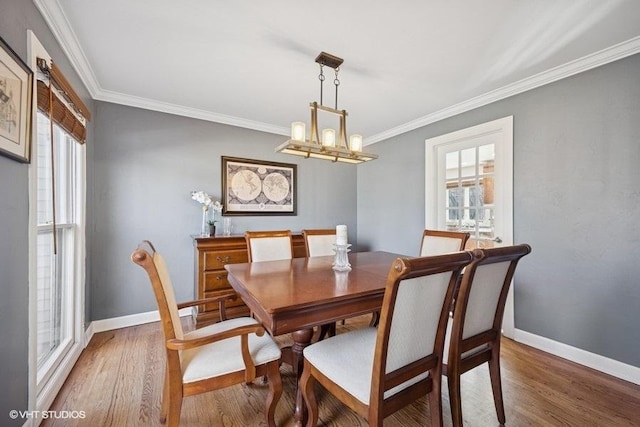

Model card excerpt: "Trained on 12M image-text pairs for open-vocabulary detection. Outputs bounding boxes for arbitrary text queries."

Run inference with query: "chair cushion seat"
[304,326,429,405]
[181,317,281,383]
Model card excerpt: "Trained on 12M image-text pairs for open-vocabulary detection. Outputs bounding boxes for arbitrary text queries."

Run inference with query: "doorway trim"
[425,116,514,336]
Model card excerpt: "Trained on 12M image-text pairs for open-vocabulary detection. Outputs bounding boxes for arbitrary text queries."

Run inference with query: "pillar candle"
[336,225,348,245]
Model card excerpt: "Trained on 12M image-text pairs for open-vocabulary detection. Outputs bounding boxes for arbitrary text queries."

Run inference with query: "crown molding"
[34,0,102,96]
[365,36,640,145]
[95,89,290,135]
[36,1,639,143]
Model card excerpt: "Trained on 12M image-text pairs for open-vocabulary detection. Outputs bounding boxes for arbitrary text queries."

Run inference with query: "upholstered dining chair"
[302,228,336,257]
[245,230,294,262]
[443,244,531,427]
[302,228,338,339]
[300,251,474,427]
[131,241,282,427]
[418,229,471,320]
[420,229,471,256]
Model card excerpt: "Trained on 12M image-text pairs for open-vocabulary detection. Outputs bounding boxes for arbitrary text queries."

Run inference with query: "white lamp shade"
[291,122,306,141]
[349,134,363,152]
[322,128,336,147]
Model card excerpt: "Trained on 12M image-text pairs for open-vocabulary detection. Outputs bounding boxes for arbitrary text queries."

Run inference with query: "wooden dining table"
[225,250,404,426]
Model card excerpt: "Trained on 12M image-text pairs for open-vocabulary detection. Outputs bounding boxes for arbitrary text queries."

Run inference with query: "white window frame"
[27,30,87,419]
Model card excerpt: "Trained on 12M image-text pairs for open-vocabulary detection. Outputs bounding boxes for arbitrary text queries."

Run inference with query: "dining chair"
[443,244,531,427]
[300,251,474,427]
[245,230,293,262]
[302,228,336,257]
[420,229,471,256]
[302,228,338,340]
[131,241,282,427]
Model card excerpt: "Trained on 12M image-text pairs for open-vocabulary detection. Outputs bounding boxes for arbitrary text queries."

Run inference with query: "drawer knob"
[216,255,231,263]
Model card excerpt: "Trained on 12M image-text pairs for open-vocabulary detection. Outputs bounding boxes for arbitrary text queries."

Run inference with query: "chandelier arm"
[310,102,320,145]
[340,111,348,149]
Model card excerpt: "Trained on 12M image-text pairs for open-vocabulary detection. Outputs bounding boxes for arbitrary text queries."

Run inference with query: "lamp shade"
[349,134,363,152]
[291,122,306,141]
[322,128,336,147]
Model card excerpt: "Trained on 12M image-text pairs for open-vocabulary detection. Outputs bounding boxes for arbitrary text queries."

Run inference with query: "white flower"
[191,190,223,211]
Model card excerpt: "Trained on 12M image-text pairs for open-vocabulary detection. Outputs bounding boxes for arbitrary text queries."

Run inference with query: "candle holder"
[332,244,352,272]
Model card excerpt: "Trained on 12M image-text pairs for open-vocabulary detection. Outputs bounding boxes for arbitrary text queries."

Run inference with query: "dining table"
[225,250,405,426]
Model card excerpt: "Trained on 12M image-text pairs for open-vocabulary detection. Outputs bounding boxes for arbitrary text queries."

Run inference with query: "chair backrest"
[302,228,336,257]
[245,230,293,262]
[448,244,531,364]
[370,251,474,405]
[419,229,470,256]
[131,241,184,341]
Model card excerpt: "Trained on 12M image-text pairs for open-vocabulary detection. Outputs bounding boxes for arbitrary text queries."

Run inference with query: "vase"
[208,224,216,237]
[201,209,208,236]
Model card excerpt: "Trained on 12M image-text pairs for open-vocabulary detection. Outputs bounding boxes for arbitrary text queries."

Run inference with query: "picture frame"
[0,36,33,163]
[222,156,297,216]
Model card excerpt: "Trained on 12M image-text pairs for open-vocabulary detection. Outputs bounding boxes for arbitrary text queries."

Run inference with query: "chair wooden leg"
[317,323,337,341]
[300,363,318,427]
[368,413,384,427]
[447,372,464,427]
[369,311,380,327]
[488,349,506,424]
[165,377,183,427]
[265,360,282,427]
[160,370,169,424]
[329,322,336,336]
[428,370,444,427]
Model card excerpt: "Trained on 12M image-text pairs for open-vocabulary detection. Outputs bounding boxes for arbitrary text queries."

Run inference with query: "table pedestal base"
[279,328,315,426]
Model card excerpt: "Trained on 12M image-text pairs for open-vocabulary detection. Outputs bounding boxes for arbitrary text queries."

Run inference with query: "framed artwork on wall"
[222,156,297,216]
[0,36,33,163]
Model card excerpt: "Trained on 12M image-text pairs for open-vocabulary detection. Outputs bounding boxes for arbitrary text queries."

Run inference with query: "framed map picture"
[222,156,297,216]
[0,36,33,163]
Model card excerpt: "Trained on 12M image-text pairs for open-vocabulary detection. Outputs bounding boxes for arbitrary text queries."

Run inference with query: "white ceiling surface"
[37,0,640,145]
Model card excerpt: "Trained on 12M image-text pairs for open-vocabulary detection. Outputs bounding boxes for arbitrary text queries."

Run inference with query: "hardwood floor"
[43,315,640,426]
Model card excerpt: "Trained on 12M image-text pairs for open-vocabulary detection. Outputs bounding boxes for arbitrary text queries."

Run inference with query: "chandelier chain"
[334,67,340,109]
[318,64,325,106]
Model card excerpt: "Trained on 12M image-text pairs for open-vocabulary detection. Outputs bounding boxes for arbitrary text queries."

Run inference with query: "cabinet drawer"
[203,249,248,270]
[203,270,230,291]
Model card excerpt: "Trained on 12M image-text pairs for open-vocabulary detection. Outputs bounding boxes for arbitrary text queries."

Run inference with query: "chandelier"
[275,52,378,164]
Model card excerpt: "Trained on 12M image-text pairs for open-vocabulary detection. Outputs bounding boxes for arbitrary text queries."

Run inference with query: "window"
[35,112,83,382]
[29,31,89,412]
[35,111,85,390]
[444,145,494,236]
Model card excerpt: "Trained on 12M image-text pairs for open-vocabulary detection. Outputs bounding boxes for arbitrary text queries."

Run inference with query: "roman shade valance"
[35,58,90,143]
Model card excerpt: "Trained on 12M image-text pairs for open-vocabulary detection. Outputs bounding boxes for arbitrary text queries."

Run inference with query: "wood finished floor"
[43,316,640,426]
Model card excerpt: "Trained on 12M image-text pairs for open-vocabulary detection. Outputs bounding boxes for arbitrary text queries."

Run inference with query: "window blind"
[35,58,90,143]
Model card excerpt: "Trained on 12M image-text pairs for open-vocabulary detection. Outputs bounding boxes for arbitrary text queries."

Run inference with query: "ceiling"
[35,0,640,145]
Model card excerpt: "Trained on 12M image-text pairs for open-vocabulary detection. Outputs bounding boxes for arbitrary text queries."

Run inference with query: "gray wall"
[0,0,95,422]
[358,53,640,368]
[91,102,358,320]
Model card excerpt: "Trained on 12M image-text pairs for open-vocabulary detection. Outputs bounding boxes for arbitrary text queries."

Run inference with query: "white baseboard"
[514,328,640,386]
[84,308,194,346]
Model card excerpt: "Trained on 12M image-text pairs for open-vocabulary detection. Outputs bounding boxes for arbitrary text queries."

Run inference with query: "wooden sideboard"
[193,233,306,326]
